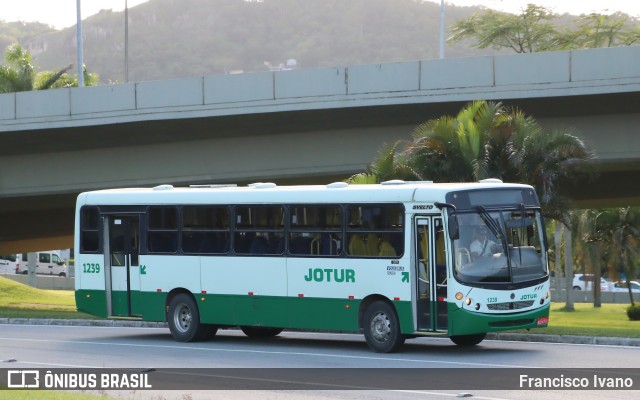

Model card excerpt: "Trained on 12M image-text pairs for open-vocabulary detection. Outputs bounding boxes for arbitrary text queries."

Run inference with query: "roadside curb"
[2,318,640,347]
[0,318,166,328]
[487,331,640,347]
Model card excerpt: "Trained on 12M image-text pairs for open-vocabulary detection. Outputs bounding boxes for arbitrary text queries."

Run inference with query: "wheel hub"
[371,312,391,342]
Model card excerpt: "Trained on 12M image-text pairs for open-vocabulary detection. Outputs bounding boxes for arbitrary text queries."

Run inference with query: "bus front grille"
[487,300,535,311]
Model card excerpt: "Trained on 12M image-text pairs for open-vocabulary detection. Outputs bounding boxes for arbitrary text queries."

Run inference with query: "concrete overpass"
[1,46,640,253]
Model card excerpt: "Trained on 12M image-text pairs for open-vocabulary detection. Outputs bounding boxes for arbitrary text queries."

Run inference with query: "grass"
[511,302,640,338]
[0,391,110,400]
[0,276,97,319]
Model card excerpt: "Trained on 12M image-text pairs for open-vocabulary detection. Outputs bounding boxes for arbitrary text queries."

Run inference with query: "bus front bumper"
[448,302,550,336]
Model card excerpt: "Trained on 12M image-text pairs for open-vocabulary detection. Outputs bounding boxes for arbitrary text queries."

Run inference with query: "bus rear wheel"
[167,293,217,342]
[241,327,283,338]
[450,333,486,346]
[363,300,405,353]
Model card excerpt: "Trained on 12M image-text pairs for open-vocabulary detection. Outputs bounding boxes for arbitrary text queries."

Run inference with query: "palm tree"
[0,44,97,93]
[347,140,418,184]
[407,100,508,182]
[352,100,595,309]
[0,44,35,93]
[602,207,640,306]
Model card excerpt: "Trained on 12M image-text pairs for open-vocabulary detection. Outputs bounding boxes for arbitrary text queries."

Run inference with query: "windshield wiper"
[516,203,526,266]
[473,206,503,241]
[474,206,512,280]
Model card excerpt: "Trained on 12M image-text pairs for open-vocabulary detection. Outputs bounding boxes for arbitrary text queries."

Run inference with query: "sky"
[1,0,639,30]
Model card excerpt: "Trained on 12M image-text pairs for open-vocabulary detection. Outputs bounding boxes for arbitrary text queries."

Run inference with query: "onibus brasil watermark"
[7,370,151,389]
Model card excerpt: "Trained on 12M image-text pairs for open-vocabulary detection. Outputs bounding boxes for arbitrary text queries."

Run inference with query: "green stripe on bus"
[76,290,414,333]
[75,289,108,318]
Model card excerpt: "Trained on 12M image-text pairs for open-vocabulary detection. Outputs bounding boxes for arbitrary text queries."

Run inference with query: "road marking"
[392,391,510,400]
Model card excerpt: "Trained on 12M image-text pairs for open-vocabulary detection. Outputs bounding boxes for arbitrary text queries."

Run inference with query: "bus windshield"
[452,207,548,287]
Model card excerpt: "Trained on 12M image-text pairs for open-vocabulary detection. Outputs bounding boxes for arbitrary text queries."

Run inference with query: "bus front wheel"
[167,293,217,342]
[450,333,486,346]
[363,301,405,353]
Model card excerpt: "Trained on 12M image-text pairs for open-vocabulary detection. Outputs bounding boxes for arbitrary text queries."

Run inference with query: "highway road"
[1,324,639,399]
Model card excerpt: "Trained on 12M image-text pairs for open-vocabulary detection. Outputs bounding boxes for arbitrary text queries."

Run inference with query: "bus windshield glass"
[452,208,547,286]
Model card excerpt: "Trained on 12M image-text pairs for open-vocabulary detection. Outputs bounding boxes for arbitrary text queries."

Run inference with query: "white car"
[0,254,19,274]
[611,281,640,293]
[15,251,68,277]
[572,274,610,291]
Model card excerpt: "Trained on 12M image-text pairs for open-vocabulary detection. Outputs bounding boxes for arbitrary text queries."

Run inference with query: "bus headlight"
[464,297,472,306]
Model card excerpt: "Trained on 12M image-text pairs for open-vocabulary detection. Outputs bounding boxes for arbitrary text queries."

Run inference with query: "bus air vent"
[189,184,238,189]
[153,184,174,191]
[381,180,406,185]
[479,178,503,184]
[326,182,349,189]
[248,182,277,189]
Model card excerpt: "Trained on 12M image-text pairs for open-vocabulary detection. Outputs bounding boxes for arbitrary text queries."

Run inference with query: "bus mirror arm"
[435,202,460,241]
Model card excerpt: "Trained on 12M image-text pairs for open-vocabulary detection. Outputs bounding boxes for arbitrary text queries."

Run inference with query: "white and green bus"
[75,180,550,352]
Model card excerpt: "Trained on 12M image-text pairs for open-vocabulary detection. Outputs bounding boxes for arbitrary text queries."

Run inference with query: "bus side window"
[148,206,179,254]
[182,206,230,254]
[289,205,342,256]
[346,204,404,258]
[235,206,284,256]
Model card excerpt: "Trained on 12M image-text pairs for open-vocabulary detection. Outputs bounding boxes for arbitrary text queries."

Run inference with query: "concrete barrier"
[1,273,74,290]
[2,272,638,303]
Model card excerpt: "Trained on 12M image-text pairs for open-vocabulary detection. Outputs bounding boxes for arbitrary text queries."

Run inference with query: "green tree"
[0,44,35,92]
[449,4,559,53]
[449,4,640,53]
[352,100,595,309]
[599,207,640,306]
[347,141,417,184]
[0,44,97,93]
[562,12,640,49]
[407,101,510,181]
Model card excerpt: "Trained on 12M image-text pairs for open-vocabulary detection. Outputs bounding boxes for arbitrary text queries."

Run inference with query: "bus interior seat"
[348,235,367,256]
[378,241,396,257]
[365,233,379,256]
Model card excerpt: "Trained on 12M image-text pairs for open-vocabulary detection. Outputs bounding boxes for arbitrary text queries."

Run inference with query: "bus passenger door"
[415,217,448,332]
[106,215,141,317]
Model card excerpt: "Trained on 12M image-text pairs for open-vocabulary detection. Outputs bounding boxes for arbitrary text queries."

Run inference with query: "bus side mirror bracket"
[435,202,459,240]
[447,214,460,241]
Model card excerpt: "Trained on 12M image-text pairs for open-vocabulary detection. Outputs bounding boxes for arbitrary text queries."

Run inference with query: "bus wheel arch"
[166,290,217,342]
[359,295,405,353]
[450,333,486,346]
[240,326,284,338]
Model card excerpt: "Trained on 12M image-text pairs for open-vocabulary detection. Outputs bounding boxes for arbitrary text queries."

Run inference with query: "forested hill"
[9,0,499,83]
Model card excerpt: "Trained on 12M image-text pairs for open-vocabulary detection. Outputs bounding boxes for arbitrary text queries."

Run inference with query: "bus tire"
[450,333,486,346]
[167,293,215,342]
[241,327,283,338]
[363,300,405,353]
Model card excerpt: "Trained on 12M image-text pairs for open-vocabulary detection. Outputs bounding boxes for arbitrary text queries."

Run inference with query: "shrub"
[626,305,640,321]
